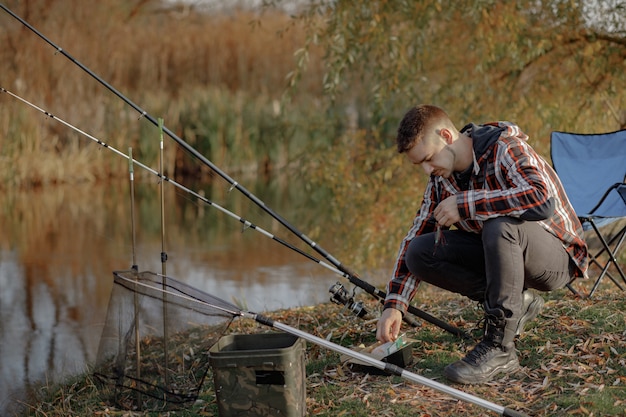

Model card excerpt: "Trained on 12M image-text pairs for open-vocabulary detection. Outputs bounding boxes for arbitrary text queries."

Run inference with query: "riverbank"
[15,283,626,416]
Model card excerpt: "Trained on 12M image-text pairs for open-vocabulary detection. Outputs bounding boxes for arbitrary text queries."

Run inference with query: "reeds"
[0,0,326,188]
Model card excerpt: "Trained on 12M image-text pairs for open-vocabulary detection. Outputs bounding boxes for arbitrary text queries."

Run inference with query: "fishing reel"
[329,282,368,318]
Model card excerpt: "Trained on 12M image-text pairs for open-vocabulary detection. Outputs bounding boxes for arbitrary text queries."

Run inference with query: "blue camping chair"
[550,129,626,298]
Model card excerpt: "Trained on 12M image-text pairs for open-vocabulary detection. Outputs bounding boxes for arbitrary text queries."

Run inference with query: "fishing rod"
[0,3,468,338]
[0,87,350,279]
[115,271,530,417]
[1,86,468,338]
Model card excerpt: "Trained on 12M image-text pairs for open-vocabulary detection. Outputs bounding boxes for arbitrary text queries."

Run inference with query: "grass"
[15,279,626,417]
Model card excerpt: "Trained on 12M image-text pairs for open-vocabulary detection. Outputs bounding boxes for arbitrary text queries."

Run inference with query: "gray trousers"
[406,217,573,325]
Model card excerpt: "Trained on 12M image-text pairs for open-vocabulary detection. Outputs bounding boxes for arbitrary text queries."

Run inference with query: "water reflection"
[0,177,341,414]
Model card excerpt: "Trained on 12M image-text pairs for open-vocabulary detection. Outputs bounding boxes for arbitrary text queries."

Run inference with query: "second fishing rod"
[0,3,468,338]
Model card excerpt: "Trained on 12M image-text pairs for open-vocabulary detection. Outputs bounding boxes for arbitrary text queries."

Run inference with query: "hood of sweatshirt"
[460,122,506,160]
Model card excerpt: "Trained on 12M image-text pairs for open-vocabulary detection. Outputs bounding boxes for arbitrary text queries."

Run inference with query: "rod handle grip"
[503,407,529,417]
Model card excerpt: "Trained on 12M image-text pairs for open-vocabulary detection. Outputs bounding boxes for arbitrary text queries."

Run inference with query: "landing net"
[94,270,238,411]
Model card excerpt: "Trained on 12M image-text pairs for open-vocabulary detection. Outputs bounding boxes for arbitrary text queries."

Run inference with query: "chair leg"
[566,281,585,298]
[587,220,626,298]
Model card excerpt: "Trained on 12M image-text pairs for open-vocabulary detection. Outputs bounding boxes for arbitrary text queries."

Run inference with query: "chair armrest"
[588,183,626,215]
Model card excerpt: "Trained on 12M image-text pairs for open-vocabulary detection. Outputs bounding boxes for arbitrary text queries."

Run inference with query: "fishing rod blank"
[0,3,467,338]
[115,272,530,417]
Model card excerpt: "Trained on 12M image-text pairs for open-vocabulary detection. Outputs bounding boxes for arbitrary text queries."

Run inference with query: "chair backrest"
[551,129,626,218]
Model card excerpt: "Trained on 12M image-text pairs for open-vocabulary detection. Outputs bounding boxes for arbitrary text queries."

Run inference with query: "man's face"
[405,134,455,178]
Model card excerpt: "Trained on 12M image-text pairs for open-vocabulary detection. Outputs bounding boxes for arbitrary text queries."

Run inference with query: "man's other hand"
[376,308,403,343]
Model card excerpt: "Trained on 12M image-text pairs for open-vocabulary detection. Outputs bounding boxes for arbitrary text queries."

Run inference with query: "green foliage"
[175,88,345,176]
[274,0,626,137]
[305,128,427,269]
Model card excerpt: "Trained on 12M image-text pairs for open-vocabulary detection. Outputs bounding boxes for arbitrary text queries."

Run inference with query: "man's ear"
[439,128,454,144]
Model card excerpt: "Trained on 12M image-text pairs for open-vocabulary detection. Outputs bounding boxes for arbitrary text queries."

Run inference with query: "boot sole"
[444,358,521,385]
[515,295,544,336]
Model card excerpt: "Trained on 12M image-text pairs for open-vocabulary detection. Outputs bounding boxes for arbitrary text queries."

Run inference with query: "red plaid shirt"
[385,122,589,314]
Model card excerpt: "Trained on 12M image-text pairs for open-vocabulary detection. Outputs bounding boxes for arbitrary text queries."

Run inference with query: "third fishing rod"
[0,3,468,338]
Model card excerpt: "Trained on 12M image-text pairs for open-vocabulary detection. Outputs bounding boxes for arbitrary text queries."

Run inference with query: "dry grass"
[0,0,323,188]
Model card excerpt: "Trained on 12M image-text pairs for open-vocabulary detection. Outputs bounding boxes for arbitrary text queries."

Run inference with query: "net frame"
[94,270,237,410]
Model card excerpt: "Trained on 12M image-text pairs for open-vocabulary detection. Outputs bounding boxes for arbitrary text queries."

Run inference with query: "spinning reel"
[329,282,368,318]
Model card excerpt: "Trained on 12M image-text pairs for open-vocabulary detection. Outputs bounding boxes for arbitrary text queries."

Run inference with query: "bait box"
[342,338,416,375]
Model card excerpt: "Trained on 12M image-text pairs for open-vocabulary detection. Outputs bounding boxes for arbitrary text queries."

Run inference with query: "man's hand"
[434,195,461,227]
[376,308,403,343]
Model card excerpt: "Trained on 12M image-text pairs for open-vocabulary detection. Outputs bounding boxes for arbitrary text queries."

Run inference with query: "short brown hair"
[396,105,452,153]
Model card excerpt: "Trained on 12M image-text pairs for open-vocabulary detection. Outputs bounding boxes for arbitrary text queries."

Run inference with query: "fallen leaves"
[265,284,626,416]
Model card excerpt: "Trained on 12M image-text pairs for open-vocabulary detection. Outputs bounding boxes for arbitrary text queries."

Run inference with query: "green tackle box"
[209,332,306,417]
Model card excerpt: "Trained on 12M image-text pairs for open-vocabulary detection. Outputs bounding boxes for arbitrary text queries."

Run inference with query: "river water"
[0,176,357,414]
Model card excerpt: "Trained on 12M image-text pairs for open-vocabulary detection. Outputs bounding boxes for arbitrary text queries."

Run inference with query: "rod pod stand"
[0,3,469,339]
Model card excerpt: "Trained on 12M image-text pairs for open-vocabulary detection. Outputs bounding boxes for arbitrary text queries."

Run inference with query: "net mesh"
[94,270,239,411]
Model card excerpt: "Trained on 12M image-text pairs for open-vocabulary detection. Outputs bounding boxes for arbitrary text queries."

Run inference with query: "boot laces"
[469,302,486,334]
[464,340,499,366]
[472,313,486,333]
